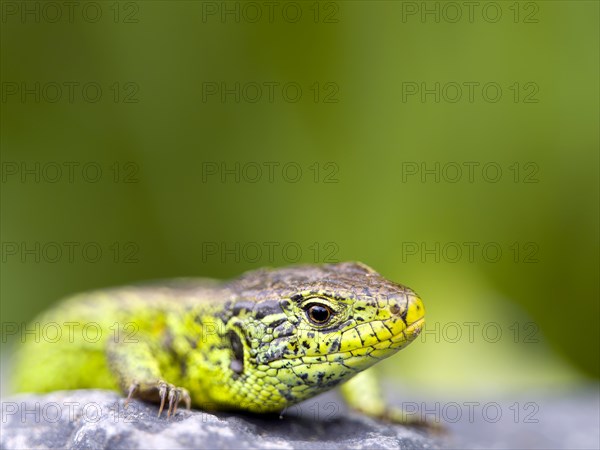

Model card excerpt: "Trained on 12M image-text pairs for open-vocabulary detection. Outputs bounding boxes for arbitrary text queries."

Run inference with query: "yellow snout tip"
[405,295,425,339]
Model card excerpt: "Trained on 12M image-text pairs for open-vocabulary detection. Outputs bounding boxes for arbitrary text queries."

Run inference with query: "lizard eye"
[305,303,333,325]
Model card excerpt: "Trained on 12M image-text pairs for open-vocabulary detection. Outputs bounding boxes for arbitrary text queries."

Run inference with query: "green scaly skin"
[11,262,426,424]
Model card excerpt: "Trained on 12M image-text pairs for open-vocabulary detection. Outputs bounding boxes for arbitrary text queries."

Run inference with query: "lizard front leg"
[105,332,191,418]
[340,369,443,431]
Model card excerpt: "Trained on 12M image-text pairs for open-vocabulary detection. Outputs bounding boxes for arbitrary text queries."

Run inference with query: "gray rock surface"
[0,390,441,449]
[3,387,599,449]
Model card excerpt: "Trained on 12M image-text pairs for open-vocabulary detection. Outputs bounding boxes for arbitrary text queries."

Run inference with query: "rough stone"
[0,390,441,449]
[4,387,598,449]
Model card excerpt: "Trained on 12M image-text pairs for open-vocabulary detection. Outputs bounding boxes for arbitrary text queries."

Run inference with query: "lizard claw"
[157,381,169,417]
[155,381,190,419]
[125,382,139,408]
[167,387,180,418]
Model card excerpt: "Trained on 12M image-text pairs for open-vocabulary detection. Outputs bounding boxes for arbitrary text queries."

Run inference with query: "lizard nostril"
[390,303,401,315]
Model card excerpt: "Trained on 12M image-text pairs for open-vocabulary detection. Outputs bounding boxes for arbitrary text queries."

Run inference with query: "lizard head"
[221,262,425,411]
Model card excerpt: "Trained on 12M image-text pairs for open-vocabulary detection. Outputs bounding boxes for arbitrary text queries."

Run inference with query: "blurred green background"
[1,1,598,396]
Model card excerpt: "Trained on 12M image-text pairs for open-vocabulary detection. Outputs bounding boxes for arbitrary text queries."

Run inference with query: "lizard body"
[12,262,425,422]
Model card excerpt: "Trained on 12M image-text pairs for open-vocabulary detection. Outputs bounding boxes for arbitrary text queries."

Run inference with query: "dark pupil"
[309,305,330,323]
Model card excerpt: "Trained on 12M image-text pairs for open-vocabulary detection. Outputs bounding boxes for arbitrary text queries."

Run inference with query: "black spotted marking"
[273,322,296,338]
[255,300,282,319]
[290,294,304,304]
[282,390,295,401]
[329,337,341,352]
[232,301,256,316]
[400,307,408,324]
[257,339,288,364]
[268,317,288,329]
[214,301,234,322]
[390,302,401,315]
[227,331,245,375]
[280,299,293,311]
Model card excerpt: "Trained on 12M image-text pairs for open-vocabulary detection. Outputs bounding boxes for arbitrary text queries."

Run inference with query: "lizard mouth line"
[389,316,425,345]
[405,316,425,333]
